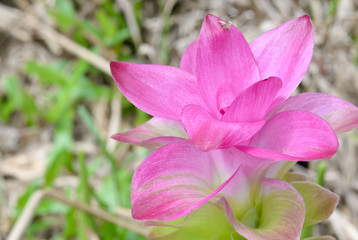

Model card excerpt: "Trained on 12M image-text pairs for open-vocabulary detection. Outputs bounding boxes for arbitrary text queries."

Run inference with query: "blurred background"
[0,0,357,239]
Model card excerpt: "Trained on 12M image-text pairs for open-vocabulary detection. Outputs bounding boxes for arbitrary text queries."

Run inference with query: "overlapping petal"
[291,181,339,227]
[267,93,358,133]
[224,178,305,240]
[131,141,241,221]
[110,62,205,120]
[111,117,187,149]
[181,104,265,151]
[196,14,260,115]
[223,77,282,122]
[250,15,314,99]
[238,111,339,160]
[147,202,235,240]
[180,39,198,75]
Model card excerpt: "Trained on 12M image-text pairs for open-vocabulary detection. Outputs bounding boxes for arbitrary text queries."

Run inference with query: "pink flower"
[130,141,338,240]
[110,14,358,161]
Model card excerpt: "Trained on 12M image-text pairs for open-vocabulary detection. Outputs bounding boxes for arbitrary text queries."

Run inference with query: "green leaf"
[45,112,74,186]
[50,0,76,32]
[95,9,117,38]
[25,61,68,85]
[63,209,76,238]
[15,181,40,218]
[316,161,327,186]
[77,106,120,205]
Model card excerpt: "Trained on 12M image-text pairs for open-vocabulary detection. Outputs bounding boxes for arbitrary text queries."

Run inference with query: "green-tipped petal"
[265,161,296,179]
[291,181,339,227]
[225,178,305,240]
[148,202,235,240]
[282,172,308,182]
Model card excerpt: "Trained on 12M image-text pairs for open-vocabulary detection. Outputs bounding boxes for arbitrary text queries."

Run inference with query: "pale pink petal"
[110,61,205,120]
[219,152,277,208]
[238,111,338,160]
[180,38,198,75]
[250,15,314,99]
[196,14,260,116]
[131,141,241,221]
[267,93,358,133]
[223,77,282,122]
[181,104,265,151]
[224,179,305,240]
[111,117,187,149]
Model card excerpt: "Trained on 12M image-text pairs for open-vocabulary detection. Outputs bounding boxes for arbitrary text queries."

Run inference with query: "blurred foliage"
[0,0,148,239]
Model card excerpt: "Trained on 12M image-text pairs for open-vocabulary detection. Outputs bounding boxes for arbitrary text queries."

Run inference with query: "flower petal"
[267,93,358,133]
[224,178,305,240]
[223,77,282,122]
[111,117,187,149]
[291,181,339,227]
[238,111,339,161]
[110,61,205,120]
[282,171,308,182]
[131,141,241,221]
[181,104,265,151]
[196,14,260,116]
[265,161,297,179]
[180,38,198,75]
[250,15,314,99]
[148,202,235,240]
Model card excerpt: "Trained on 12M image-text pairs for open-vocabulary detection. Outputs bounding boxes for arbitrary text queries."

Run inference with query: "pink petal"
[238,111,339,160]
[180,38,198,75]
[181,104,265,151]
[110,61,205,120]
[250,15,314,99]
[267,93,358,133]
[131,141,241,221]
[224,178,305,240]
[223,77,282,122]
[111,117,187,150]
[196,14,260,116]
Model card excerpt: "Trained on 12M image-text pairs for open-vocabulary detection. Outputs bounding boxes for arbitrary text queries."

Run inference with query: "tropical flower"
[109,14,358,239]
[110,14,358,161]
[131,141,338,240]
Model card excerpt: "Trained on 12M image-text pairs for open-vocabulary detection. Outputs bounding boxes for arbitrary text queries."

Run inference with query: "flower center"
[217,85,236,115]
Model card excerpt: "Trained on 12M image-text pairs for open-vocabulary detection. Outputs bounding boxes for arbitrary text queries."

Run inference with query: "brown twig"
[7,189,149,240]
[0,3,111,76]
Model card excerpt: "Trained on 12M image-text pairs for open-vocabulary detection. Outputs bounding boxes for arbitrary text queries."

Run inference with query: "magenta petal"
[110,61,205,120]
[181,104,265,151]
[250,15,314,99]
[267,93,358,133]
[131,141,241,221]
[180,38,198,75]
[224,179,305,240]
[196,14,260,115]
[238,111,338,160]
[111,117,187,149]
[223,77,282,122]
